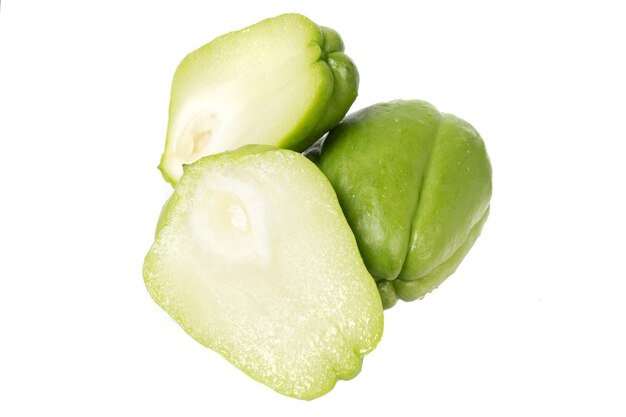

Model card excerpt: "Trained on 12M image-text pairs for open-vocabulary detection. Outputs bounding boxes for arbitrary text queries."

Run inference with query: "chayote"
[159,13,359,185]
[312,100,492,308]
[145,145,382,399]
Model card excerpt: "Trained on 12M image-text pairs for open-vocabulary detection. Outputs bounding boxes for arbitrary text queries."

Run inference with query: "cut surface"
[159,14,359,185]
[144,146,383,399]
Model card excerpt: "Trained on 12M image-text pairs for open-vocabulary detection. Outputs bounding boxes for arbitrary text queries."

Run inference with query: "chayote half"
[159,13,359,185]
[312,100,492,308]
[145,145,383,399]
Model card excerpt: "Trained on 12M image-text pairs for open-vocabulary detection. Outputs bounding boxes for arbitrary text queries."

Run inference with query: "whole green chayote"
[311,100,492,308]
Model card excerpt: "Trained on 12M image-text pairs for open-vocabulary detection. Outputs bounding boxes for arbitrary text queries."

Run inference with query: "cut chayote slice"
[159,14,359,185]
[144,145,383,399]
[312,100,492,308]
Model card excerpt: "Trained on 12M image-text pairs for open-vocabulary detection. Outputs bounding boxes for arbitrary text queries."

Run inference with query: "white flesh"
[145,149,383,399]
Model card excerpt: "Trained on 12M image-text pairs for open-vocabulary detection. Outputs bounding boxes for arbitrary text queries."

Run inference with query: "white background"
[1,0,625,415]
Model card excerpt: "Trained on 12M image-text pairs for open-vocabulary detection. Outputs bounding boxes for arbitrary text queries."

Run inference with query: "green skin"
[313,100,492,308]
[159,14,359,185]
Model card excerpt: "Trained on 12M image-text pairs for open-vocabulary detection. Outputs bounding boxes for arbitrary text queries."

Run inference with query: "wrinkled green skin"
[313,100,492,308]
[298,25,360,149]
[159,14,359,185]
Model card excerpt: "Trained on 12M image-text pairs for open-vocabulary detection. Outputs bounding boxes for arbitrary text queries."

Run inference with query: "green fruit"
[144,145,383,400]
[314,100,492,309]
[159,13,359,185]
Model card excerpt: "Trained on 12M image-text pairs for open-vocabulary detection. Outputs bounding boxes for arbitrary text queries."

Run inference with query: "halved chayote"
[159,14,359,185]
[144,145,383,399]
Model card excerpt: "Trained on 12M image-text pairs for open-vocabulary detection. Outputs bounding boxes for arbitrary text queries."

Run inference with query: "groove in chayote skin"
[383,207,490,308]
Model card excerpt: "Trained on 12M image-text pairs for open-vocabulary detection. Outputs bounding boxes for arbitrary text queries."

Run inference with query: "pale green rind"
[158,14,358,186]
[145,146,382,400]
